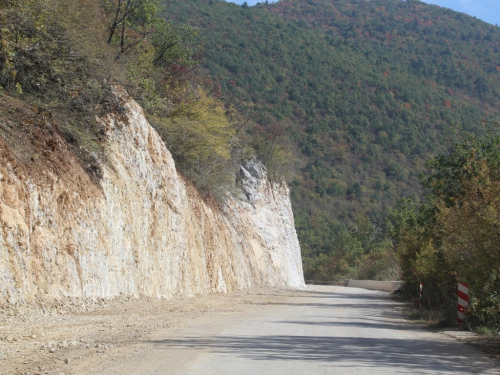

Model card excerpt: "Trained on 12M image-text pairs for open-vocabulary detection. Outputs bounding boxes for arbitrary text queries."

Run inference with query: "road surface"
[92,286,499,374]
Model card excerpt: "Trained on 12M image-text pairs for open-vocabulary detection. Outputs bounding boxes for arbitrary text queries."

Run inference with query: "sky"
[424,0,500,26]
[225,0,500,26]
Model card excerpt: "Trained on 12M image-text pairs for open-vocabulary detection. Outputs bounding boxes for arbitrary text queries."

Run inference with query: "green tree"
[151,88,237,194]
[393,135,500,327]
[0,0,50,93]
[435,146,500,328]
[102,0,160,53]
[127,18,200,114]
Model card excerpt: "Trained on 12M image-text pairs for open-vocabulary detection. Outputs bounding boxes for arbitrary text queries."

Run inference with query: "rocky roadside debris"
[441,330,500,361]
[392,297,500,365]
[0,287,301,375]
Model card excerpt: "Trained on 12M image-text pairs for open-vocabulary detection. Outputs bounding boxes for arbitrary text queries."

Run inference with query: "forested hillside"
[164,0,500,279]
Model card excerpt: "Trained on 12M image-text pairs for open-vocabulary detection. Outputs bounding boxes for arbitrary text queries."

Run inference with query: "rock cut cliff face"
[0,91,304,306]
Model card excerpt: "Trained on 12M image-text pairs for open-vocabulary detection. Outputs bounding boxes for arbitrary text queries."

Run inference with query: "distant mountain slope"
[163,0,500,274]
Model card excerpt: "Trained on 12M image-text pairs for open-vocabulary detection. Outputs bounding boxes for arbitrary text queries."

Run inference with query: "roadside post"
[419,283,423,309]
[457,282,469,324]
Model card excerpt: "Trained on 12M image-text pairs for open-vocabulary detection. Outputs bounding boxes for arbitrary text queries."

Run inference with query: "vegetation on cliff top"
[0,0,252,196]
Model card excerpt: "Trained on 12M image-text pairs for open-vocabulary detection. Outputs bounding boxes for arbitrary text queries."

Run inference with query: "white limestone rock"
[0,88,304,306]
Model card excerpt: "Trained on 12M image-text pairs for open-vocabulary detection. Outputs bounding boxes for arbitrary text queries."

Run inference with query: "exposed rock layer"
[0,92,304,306]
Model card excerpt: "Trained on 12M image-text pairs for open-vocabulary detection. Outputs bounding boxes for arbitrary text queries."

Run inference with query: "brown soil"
[0,94,102,194]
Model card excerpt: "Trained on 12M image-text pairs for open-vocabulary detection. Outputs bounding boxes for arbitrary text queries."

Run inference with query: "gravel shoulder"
[0,288,302,375]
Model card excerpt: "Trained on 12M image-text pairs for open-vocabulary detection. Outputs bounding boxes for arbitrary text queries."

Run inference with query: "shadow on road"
[147,334,489,373]
[249,289,399,310]
[145,288,496,373]
[276,318,413,331]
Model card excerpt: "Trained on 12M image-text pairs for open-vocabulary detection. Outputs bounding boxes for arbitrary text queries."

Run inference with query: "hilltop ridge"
[164,0,500,278]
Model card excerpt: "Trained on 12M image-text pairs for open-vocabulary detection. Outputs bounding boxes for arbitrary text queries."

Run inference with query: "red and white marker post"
[457,283,469,324]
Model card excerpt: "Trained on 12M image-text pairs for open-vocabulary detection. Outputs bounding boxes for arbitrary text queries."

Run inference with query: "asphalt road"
[149,286,498,375]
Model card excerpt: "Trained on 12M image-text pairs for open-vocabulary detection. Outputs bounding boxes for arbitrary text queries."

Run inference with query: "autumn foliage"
[392,136,500,328]
[0,0,247,197]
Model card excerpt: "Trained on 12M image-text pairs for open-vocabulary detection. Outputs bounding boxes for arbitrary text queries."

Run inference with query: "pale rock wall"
[0,92,304,306]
